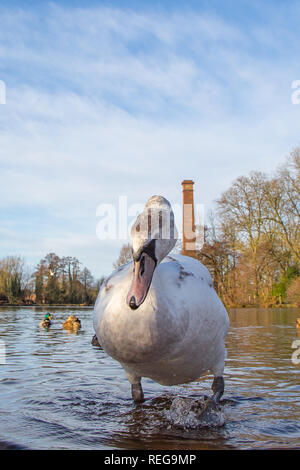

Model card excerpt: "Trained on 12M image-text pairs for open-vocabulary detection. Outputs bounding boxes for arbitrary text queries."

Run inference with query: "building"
[181,179,197,257]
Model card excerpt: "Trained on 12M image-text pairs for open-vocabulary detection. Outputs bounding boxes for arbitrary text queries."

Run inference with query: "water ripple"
[0,306,299,449]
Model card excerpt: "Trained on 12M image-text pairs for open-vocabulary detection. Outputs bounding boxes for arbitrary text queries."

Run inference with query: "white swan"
[93,196,229,404]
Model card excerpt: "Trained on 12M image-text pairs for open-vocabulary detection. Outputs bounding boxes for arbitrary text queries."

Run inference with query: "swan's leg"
[211,376,224,404]
[126,372,145,403]
[131,383,144,403]
[209,353,225,404]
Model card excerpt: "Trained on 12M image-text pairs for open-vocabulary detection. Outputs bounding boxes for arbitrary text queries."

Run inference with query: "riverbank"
[0,304,94,308]
[0,303,298,309]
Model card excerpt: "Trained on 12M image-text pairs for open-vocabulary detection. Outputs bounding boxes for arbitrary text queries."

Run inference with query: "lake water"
[0,306,299,450]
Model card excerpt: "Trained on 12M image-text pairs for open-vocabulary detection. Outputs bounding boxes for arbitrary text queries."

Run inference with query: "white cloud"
[0,3,300,276]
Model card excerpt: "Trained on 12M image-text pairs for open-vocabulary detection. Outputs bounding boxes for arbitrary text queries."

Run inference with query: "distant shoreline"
[0,303,298,309]
[0,304,94,309]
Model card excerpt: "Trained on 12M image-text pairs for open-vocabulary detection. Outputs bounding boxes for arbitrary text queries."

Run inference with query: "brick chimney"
[181,180,196,256]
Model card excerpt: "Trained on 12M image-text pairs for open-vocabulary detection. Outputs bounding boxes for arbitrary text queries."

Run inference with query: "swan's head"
[126,195,177,310]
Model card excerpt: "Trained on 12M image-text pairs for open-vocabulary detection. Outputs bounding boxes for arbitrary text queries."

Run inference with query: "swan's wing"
[93,262,133,322]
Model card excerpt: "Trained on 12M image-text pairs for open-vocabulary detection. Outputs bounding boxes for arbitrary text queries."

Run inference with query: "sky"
[0,0,300,278]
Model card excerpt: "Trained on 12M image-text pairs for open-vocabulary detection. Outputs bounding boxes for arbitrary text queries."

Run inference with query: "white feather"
[94,212,229,387]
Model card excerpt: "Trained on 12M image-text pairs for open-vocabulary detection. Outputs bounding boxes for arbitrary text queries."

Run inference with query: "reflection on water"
[0,306,299,449]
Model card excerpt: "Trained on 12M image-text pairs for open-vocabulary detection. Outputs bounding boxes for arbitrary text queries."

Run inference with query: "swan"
[93,196,229,404]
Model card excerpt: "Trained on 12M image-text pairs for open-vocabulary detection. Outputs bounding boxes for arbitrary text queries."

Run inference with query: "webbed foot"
[200,397,219,416]
[199,376,224,414]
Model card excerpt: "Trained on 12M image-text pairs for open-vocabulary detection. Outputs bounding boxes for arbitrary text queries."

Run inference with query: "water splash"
[1,306,299,449]
[167,397,225,429]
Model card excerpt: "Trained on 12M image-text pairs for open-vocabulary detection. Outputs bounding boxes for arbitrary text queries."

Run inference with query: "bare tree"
[113,243,132,269]
[0,256,31,303]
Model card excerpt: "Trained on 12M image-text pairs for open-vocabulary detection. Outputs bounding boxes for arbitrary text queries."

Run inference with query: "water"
[0,306,299,450]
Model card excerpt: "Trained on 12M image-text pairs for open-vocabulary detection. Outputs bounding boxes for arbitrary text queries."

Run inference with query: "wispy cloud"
[0,2,300,275]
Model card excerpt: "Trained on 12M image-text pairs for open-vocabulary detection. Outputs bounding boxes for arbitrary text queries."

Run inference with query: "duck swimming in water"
[93,196,229,404]
[39,313,52,328]
[91,334,102,348]
[62,315,81,330]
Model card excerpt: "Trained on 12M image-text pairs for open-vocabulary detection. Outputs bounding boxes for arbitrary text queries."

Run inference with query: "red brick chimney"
[181,180,196,256]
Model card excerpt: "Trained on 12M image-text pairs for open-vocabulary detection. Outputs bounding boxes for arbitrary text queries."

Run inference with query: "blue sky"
[0,0,300,278]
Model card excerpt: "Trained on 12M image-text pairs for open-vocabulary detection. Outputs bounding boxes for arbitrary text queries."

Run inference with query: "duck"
[93,196,229,404]
[91,334,102,348]
[39,313,52,328]
[62,315,81,330]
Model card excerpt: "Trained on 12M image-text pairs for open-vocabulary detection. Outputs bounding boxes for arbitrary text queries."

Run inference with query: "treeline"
[113,149,299,307]
[196,148,300,307]
[0,253,105,305]
[1,148,299,308]
[0,256,31,305]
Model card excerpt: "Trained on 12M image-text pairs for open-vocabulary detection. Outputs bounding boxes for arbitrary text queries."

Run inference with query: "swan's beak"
[126,253,156,310]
